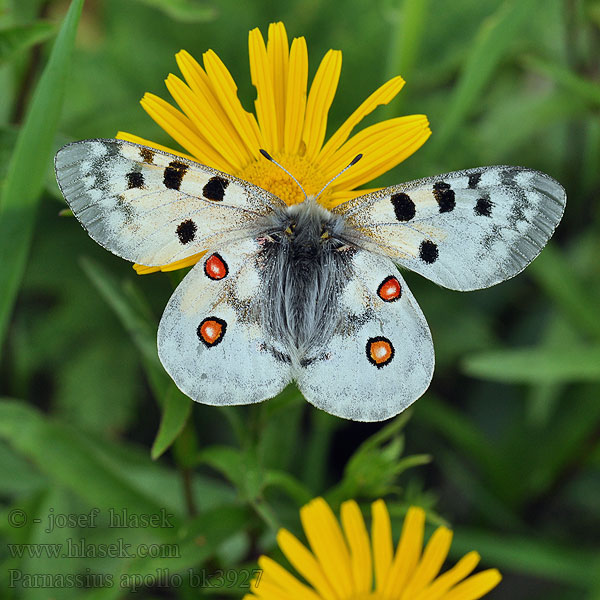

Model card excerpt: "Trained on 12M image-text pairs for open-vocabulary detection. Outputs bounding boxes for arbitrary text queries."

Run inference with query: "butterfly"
[55,139,566,421]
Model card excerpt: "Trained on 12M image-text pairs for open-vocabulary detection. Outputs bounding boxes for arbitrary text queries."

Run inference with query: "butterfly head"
[260,198,351,256]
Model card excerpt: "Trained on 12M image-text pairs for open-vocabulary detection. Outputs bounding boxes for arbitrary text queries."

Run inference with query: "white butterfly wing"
[55,139,284,267]
[335,166,566,291]
[158,237,292,405]
[295,250,434,422]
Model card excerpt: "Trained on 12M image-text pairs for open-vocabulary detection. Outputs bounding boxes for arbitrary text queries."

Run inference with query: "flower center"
[238,151,327,206]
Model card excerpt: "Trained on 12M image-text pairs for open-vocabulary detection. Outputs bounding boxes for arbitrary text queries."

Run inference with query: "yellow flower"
[245,498,501,600]
[116,22,431,274]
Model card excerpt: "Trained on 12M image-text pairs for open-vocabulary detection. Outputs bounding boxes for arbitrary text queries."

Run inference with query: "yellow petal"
[322,115,430,188]
[175,50,255,167]
[202,49,264,160]
[300,498,354,598]
[133,252,205,275]
[254,555,323,600]
[165,73,247,170]
[327,187,379,204]
[284,37,308,154]
[133,263,161,275]
[340,500,372,594]
[442,569,502,600]
[302,49,342,160]
[247,576,289,600]
[267,22,289,150]
[115,131,195,161]
[372,499,394,591]
[413,551,481,600]
[140,92,232,170]
[317,75,405,165]
[277,528,338,600]
[249,27,279,152]
[383,506,426,598]
[400,526,453,598]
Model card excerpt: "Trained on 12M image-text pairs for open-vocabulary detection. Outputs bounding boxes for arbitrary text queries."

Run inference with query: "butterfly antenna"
[260,149,308,200]
[314,154,363,200]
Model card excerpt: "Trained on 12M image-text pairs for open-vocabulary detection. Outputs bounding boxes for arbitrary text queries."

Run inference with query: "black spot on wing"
[474,196,493,217]
[468,172,482,189]
[176,219,197,244]
[140,148,155,164]
[126,171,144,189]
[419,240,439,263]
[433,181,455,213]
[164,161,188,190]
[390,193,416,221]
[203,176,229,201]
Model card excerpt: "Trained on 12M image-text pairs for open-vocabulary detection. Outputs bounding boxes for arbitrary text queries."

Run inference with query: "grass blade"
[528,243,600,340]
[429,0,539,155]
[523,54,600,107]
[462,345,600,383]
[451,527,600,588]
[0,0,84,353]
[79,256,169,400]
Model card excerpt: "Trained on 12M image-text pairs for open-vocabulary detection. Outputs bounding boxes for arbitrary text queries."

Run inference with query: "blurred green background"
[0,0,599,598]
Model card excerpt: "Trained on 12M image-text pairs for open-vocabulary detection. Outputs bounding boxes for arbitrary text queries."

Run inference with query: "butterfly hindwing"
[295,250,434,422]
[335,166,566,291]
[157,237,292,405]
[55,139,284,266]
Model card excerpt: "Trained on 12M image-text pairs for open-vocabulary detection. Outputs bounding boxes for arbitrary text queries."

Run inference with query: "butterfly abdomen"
[257,200,355,366]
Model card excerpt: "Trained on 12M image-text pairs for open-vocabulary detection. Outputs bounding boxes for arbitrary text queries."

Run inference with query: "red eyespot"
[377,276,402,302]
[366,337,394,368]
[197,317,227,347]
[204,253,228,280]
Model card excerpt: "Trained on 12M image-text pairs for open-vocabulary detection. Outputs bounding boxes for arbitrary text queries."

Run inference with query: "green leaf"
[0,0,84,354]
[0,21,56,64]
[263,470,313,505]
[151,384,193,460]
[131,0,216,22]
[462,345,600,383]
[196,445,263,501]
[329,412,430,502]
[429,0,540,155]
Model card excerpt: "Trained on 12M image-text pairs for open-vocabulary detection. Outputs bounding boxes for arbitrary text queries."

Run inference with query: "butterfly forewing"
[335,166,566,291]
[54,139,284,266]
[158,237,292,404]
[296,250,434,422]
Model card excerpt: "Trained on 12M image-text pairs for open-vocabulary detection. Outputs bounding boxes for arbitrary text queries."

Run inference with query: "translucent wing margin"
[55,139,284,266]
[334,166,566,291]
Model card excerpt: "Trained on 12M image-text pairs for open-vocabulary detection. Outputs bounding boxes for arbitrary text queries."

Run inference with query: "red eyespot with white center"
[204,253,229,280]
[197,317,227,347]
[366,336,395,368]
[377,276,402,302]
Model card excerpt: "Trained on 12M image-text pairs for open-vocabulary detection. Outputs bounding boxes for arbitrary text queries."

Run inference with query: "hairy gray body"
[256,199,358,366]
